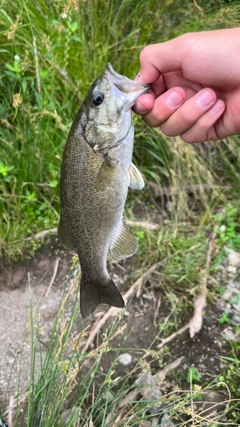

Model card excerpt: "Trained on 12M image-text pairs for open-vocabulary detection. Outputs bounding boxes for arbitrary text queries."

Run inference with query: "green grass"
[1,0,240,258]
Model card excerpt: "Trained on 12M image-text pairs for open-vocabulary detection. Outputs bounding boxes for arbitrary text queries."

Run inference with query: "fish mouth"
[106,63,150,106]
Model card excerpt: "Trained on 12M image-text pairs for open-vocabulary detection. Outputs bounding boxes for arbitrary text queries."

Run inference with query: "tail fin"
[80,276,125,318]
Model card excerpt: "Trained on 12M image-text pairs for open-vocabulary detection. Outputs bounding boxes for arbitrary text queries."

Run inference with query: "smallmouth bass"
[58,64,149,317]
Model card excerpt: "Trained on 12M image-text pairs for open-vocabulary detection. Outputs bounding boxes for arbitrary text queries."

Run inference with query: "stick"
[82,262,163,353]
[44,257,60,297]
[189,231,216,338]
[149,182,226,197]
[25,228,57,241]
[156,323,190,350]
[25,219,158,242]
[4,392,28,424]
[6,396,14,427]
[157,232,216,348]
[126,220,158,230]
[153,356,185,383]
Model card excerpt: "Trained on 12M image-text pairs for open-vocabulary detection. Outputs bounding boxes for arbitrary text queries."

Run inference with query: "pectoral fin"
[109,219,138,260]
[57,214,75,251]
[128,162,145,190]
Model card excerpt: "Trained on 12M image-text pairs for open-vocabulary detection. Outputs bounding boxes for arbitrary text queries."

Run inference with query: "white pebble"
[227,265,237,274]
[118,353,132,365]
[227,251,240,267]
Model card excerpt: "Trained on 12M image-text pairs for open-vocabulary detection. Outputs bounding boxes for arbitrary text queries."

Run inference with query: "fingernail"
[166,91,184,108]
[209,100,225,115]
[197,91,214,108]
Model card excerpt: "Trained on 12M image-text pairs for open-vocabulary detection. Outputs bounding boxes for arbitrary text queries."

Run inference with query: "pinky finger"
[180,99,225,143]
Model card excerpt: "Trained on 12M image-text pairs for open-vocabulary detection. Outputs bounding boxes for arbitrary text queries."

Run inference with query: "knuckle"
[142,116,156,128]
[160,124,175,137]
[181,132,205,143]
[140,44,155,62]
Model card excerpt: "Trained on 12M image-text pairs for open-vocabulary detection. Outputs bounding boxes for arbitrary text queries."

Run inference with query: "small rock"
[226,265,237,275]
[143,292,154,300]
[161,412,175,426]
[233,300,240,312]
[104,391,114,401]
[12,267,27,286]
[227,251,240,267]
[136,373,163,414]
[165,201,174,212]
[61,406,82,425]
[140,422,151,427]
[38,259,50,270]
[151,417,159,427]
[223,282,240,310]
[118,353,132,366]
[222,327,240,342]
[232,314,240,324]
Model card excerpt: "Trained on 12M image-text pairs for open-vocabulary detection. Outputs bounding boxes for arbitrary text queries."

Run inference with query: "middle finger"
[160,88,217,136]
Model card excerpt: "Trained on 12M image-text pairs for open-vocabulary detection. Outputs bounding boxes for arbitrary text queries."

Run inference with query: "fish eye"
[92,91,104,106]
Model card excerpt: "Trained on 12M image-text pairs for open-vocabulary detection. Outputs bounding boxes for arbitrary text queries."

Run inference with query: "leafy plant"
[214,203,240,249]
[187,366,202,383]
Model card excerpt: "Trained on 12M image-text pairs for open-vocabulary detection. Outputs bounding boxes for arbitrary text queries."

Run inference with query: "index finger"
[138,37,188,84]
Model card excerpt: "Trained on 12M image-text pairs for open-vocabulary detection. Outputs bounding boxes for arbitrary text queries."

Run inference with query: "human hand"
[134,29,240,142]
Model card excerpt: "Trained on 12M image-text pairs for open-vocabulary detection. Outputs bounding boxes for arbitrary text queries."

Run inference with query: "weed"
[187,366,202,384]
[219,311,232,325]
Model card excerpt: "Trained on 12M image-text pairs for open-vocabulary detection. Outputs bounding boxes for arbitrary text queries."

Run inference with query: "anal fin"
[109,219,138,261]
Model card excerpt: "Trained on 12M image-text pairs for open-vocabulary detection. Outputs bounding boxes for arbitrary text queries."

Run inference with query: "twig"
[44,257,60,297]
[25,228,57,241]
[6,396,14,427]
[153,356,185,383]
[156,323,190,350]
[24,219,158,243]
[189,231,216,338]
[157,231,216,348]
[126,220,158,230]
[4,392,28,423]
[105,356,184,425]
[82,262,163,353]
[33,36,41,94]
[149,181,226,197]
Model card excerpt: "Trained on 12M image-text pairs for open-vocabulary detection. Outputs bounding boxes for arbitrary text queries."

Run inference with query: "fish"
[58,63,149,318]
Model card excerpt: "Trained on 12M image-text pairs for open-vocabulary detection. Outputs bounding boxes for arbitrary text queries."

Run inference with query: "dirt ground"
[0,235,239,424]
